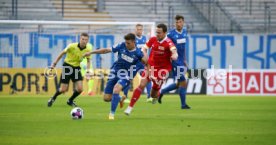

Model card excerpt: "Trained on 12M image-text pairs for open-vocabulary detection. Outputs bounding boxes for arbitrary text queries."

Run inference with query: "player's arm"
[141,55,148,66]
[83,48,112,57]
[170,46,178,60]
[167,32,178,61]
[51,51,66,68]
[141,45,150,73]
[141,44,149,57]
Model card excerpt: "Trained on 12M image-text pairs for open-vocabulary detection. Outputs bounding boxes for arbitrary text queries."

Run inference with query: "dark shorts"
[60,62,83,84]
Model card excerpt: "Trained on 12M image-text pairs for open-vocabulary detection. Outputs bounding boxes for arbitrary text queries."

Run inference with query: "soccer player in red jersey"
[124,23,178,115]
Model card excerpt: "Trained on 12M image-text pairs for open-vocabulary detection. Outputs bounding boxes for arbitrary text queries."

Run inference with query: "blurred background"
[1,0,276,33]
[0,0,275,96]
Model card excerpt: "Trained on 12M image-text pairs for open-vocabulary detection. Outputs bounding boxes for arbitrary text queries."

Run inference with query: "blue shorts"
[172,62,187,82]
[104,71,130,94]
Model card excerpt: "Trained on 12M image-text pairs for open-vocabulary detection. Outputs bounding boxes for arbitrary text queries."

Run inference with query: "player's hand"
[50,63,56,69]
[83,52,91,57]
[85,70,94,80]
[171,53,178,61]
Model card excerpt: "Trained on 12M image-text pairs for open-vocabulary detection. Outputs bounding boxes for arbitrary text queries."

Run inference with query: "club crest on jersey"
[158,46,165,50]
[121,54,134,63]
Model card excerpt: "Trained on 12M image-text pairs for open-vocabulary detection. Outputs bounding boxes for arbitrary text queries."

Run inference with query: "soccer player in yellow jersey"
[47,33,92,107]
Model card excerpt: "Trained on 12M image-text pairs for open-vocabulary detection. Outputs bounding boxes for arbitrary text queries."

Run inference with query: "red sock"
[129,87,143,107]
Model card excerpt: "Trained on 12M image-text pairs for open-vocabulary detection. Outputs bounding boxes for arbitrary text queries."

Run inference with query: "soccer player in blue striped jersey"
[158,15,191,109]
[123,24,152,103]
[83,33,148,120]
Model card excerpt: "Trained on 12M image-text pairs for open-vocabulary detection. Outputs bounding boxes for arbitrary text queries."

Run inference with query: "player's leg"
[123,83,130,97]
[125,64,141,103]
[103,94,112,102]
[122,84,130,103]
[129,74,148,107]
[175,65,190,109]
[67,80,83,107]
[66,67,84,107]
[158,67,178,104]
[102,81,113,119]
[47,67,70,107]
[109,81,127,120]
[104,85,127,104]
[158,63,182,104]
[178,79,190,109]
[151,79,165,104]
[145,82,153,102]
[158,83,177,103]
[103,72,118,102]
[47,83,69,107]
[146,82,152,98]
[136,65,151,102]
[124,73,148,115]
[56,83,69,99]
[150,69,169,104]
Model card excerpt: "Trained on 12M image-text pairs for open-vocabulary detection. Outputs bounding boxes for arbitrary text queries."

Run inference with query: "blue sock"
[123,85,130,98]
[146,82,152,98]
[178,87,187,107]
[160,83,177,94]
[110,93,120,114]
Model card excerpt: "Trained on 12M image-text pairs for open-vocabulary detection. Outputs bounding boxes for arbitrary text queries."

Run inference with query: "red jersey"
[145,36,176,71]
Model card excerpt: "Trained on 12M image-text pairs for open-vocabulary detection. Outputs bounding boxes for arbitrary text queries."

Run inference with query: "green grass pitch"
[0,95,276,145]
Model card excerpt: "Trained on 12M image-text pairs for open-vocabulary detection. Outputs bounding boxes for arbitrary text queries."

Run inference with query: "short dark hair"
[80,32,89,37]
[157,23,167,33]
[175,15,184,21]
[124,33,136,41]
[136,24,143,28]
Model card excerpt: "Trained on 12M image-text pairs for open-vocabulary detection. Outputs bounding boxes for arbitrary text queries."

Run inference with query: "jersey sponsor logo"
[152,50,164,55]
[137,44,144,49]
[158,46,164,50]
[121,54,134,63]
[177,38,186,44]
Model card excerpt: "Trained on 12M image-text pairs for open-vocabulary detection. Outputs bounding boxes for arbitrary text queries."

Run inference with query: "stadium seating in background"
[104,0,215,33]
[0,0,62,20]
[218,0,276,32]
[51,0,112,22]
[1,0,275,33]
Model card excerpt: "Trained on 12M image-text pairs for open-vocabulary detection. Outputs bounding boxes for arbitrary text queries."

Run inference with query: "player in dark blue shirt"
[83,33,148,120]
[158,15,191,109]
[123,24,152,103]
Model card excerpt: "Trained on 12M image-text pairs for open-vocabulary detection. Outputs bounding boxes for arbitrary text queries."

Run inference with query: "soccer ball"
[70,107,84,119]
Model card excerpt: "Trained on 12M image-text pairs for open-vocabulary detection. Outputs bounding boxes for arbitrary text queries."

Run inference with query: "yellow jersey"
[63,42,92,67]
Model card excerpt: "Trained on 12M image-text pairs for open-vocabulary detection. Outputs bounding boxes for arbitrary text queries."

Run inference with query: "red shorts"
[141,68,169,91]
